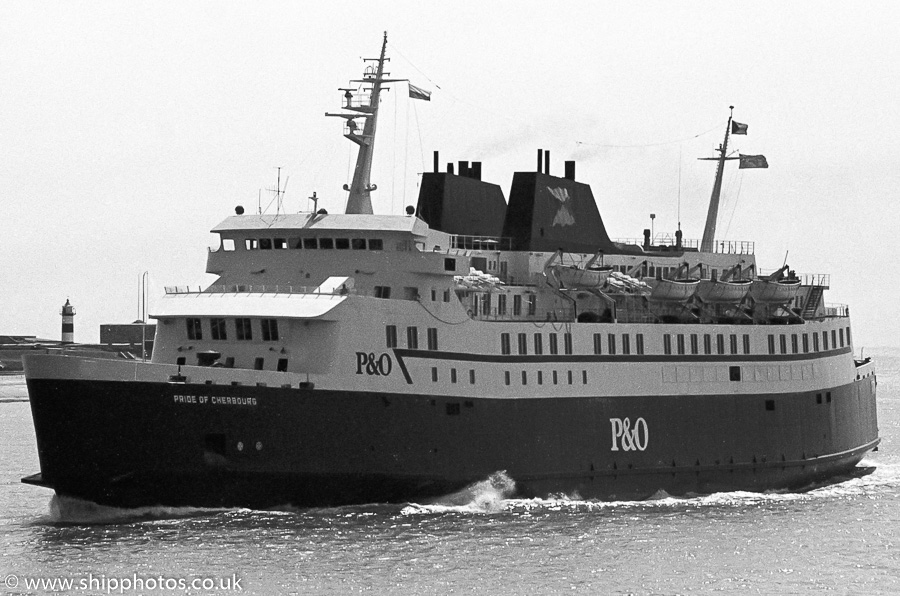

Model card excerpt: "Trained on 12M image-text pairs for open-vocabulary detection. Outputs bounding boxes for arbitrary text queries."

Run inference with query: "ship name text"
[173,394,258,406]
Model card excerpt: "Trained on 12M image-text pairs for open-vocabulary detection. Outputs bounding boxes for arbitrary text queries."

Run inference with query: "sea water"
[2,351,899,595]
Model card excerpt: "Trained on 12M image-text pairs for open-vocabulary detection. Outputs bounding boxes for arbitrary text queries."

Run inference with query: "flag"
[739,154,768,169]
[731,121,748,135]
[408,83,431,101]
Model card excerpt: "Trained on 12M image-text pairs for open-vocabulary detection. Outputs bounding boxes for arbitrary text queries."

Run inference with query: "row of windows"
[594,333,645,355]
[233,237,384,251]
[504,369,588,386]
[385,325,439,350]
[490,293,537,317]
[175,355,289,371]
[431,367,477,384]
[186,318,279,342]
[767,327,850,355]
[663,333,750,356]
[501,332,573,355]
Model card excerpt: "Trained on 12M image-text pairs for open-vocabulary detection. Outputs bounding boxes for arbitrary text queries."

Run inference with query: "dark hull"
[24,376,879,508]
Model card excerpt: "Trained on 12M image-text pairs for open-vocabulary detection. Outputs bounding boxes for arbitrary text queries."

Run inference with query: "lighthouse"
[60,299,76,344]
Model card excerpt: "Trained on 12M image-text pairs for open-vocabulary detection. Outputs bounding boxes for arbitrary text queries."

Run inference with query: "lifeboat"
[647,277,701,302]
[552,265,613,289]
[749,278,801,304]
[696,278,752,303]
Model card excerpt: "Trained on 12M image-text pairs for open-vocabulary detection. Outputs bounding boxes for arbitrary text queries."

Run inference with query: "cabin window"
[690,334,699,355]
[222,238,235,251]
[663,334,672,355]
[636,334,645,355]
[564,333,573,355]
[780,335,787,354]
[504,371,511,386]
[319,238,334,249]
[444,258,456,272]
[385,325,397,348]
[470,369,476,384]
[176,356,186,365]
[567,371,574,385]
[743,334,751,355]
[730,334,738,355]
[254,357,264,370]
[608,334,617,355]
[716,334,725,355]
[236,318,252,341]
[703,334,712,355]
[501,333,511,355]
[729,366,741,382]
[528,295,537,316]
[593,333,603,355]
[838,329,844,348]
[497,294,507,315]
[407,327,419,349]
[303,238,318,249]
[277,358,288,372]
[518,333,528,355]
[791,334,799,354]
[259,238,273,250]
[186,318,202,340]
[261,319,279,341]
[369,239,384,250]
[351,238,367,250]
[768,335,776,355]
[210,318,227,340]
[522,371,528,385]
[482,293,491,315]
[224,357,235,368]
[245,239,258,250]
[622,334,631,355]
[290,237,303,249]
[335,238,350,249]
[549,333,558,355]
[813,333,820,352]
[443,289,451,303]
[427,328,439,351]
[846,327,851,345]
[676,334,685,355]
[802,333,809,353]
[403,287,419,301]
[537,371,543,385]
[513,295,522,316]
[374,286,391,299]
[823,331,829,351]
[552,370,559,385]
[432,367,438,382]
[583,370,588,384]
[534,333,543,355]
[274,238,288,249]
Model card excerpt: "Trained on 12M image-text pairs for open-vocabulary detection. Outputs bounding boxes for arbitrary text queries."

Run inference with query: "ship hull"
[24,359,879,508]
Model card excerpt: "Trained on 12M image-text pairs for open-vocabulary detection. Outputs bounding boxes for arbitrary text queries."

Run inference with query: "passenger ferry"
[22,35,879,508]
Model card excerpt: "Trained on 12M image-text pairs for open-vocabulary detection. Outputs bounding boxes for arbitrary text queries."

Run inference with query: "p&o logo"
[355,352,393,376]
[609,417,649,452]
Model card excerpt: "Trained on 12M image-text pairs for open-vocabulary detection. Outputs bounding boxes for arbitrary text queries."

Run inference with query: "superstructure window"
[335,238,350,249]
[813,333,820,352]
[497,294,507,315]
[823,331,829,351]
[518,333,528,355]
[768,335,776,355]
[716,334,725,355]
[427,328,438,351]
[261,319,279,341]
[352,238,367,250]
[319,238,334,249]
[374,286,392,299]
[743,334,751,355]
[703,334,712,355]
[791,334,799,354]
[564,333,573,355]
[222,239,235,251]
[274,238,288,249]
[303,238,318,249]
[593,333,603,355]
[802,333,809,353]
[513,295,522,316]
[186,318,202,340]
[501,333,511,355]
[534,333,543,355]
[676,334,685,355]
[236,318,252,341]
[369,239,384,250]
[245,239,258,250]
[407,327,419,349]
[528,295,537,316]
[210,318,227,340]
[636,334,644,355]
[730,334,738,355]
[259,238,272,250]
[444,258,456,272]
[254,357,264,370]
[690,334,699,355]
[608,334,617,355]
[663,334,672,355]
[622,334,631,355]
[549,333,559,355]
[386,325,398,348]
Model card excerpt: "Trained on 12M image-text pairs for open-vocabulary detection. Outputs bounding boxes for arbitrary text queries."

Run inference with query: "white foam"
[41,495,235,525]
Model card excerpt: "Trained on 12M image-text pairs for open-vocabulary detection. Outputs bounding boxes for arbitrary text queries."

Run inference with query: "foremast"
[699,107,734,253]
[326,32,391,215]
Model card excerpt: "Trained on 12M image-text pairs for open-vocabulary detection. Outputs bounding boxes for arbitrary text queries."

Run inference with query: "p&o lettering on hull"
[610,417,649,452]
[355,352,393,376]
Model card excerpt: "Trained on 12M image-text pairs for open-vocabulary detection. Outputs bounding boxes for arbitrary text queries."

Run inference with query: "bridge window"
[351,238,366,249]
[780,335,787,354]
[369,239,384,250]
[245,239,258,250]
[839,328,845,347]
[374,286,391,299]
[210,318,227,340]
[335,238,350,249]
[802,333,809,353]
[274,238,288,249]
[303,238,318,249]
[261,319,279,341]
[846,327,851,345]
[186,318,202,340]
[236,318,252,340]
[259,238,272,250]
[222,238,235,251]
[320,238,334,249]
[290,237,303,249]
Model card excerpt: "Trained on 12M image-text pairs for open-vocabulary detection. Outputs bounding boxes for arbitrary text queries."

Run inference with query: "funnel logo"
[609,417,649,451]
[549,186,575,227]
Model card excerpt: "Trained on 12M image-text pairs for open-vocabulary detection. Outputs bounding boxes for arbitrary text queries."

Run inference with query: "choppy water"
[2,351,900,595]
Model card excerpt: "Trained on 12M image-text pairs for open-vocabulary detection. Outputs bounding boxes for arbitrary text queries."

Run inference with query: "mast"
[326,32,391,215]
[699,106,733,253]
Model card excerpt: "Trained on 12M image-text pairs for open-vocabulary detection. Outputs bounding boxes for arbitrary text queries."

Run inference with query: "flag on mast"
[408,83,431,101]
[732,121,749,135]
[739,154,768,169]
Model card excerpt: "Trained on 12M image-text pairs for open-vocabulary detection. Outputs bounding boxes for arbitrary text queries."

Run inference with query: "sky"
[2,1,898,348]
